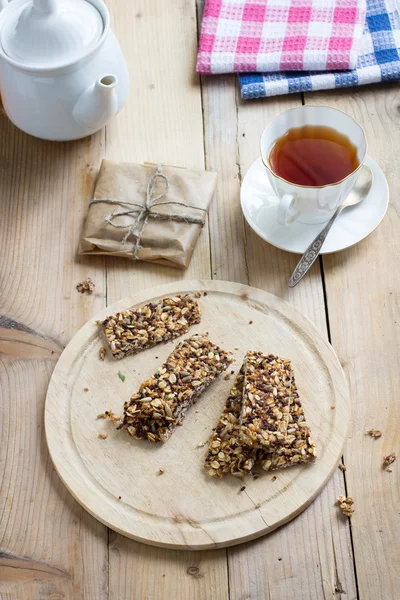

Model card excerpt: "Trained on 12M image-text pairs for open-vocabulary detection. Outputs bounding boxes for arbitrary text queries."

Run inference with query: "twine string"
[88,165,207,259]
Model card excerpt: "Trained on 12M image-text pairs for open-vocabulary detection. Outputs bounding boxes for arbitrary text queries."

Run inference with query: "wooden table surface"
[0,1,399,599]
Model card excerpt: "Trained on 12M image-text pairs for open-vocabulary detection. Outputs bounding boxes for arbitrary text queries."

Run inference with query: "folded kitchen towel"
[239,0,400,98]
[196,0,367,74]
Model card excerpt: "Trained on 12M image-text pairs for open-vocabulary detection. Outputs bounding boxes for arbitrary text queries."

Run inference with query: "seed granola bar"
[204,365,258,478]
[121,334,232,442]
[205,356,317,478]
[96,295,201,360]
[260,386,317,471]
[240,352,293,449]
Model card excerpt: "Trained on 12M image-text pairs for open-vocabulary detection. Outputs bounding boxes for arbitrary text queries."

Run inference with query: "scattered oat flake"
[331,404,336,410]
[118,372,126,382]
[194,292,201,298]
[157,469,164,475]
[96,410,120,422]
[224,373,231,380]
[83,387,89,392]
[383,453,396,468]
[98,433,108,440]
[367,429,382,438]
[76,277,95,294]
[338,463,346,472]
[337,495,354,517]
[99,346,106,361]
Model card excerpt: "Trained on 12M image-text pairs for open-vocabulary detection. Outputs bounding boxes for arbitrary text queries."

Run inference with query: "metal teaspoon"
[288,166,373,288]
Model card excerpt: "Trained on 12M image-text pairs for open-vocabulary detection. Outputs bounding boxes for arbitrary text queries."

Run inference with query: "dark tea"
[269,125,359,187]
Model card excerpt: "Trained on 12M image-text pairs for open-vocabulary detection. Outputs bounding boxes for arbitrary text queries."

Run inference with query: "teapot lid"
[1,0,104,69]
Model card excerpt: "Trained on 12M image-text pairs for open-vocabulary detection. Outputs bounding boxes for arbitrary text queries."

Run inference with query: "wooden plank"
[200,73,358,597]
[105,1,227,598]
[0,122,108,598]
[308,84,400,600]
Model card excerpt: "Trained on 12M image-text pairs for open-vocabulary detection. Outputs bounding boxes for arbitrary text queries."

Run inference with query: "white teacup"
[260,106,367,226]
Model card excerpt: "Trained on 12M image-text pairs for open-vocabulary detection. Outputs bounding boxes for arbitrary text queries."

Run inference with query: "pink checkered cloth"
[196,0,367,74]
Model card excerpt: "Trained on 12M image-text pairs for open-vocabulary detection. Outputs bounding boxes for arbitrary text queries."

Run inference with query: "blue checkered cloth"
[239,0,400,99]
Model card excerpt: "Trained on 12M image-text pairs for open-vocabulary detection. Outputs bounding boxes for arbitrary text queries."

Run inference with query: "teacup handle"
[277,194,299,226]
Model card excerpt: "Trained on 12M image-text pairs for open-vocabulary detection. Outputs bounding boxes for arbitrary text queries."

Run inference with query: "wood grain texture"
[103,0,223,597]
[200,77,358,597]
[308,84,400,600]
[45,280,349,549]
[0,124,108,598]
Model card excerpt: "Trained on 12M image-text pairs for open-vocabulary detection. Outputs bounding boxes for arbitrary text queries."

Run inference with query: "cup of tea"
[260,106,367,225]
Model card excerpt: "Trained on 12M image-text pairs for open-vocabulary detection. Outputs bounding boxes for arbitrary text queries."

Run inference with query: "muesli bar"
[205,365,258,478]
[121,334,232,442]
[260,389,317,471]
[240,352,294,449]
[97,295,201,360]
[206,356,317,478]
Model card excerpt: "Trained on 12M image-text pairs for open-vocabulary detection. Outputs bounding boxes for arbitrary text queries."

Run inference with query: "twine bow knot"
[89,165,207,259]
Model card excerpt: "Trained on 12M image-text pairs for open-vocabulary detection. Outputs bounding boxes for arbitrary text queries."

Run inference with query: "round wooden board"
[45,280,349,550]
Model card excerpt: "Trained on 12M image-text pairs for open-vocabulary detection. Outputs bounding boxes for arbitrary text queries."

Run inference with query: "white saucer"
[240,156,389,254]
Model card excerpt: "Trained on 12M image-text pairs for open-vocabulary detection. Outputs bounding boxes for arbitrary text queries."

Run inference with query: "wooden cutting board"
[45,280,349,550]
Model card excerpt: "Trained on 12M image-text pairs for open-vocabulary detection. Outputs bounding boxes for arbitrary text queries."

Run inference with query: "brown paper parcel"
[79,161,217,268]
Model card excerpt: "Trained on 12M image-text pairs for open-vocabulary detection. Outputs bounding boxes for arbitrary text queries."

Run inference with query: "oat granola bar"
[206,356,317,478]
[240,352,293,449]
[121,334,232,442]
[205,365,258,478]
[260,387,317,471]
[97,295,201,360]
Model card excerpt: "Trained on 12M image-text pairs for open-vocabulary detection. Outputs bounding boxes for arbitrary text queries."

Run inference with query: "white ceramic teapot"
[0,0,130,141]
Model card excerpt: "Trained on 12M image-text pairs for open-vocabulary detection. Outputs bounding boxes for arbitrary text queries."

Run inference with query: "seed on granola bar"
[122,334,232,442]
[240,352,294,449]
[97,295,201,360]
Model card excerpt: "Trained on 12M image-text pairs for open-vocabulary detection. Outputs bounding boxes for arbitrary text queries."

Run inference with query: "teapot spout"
[73,75,119,132]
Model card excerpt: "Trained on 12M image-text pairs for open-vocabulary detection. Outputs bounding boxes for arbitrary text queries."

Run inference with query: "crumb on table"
[383,453,396,471]
[99,346,106,361]
[76,277,95,294]
[98,433,108,440]
[337,495,354,517]
[96,410,120,422]
[367,428,382,438]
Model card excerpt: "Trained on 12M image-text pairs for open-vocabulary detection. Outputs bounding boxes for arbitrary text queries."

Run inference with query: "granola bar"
[121,334,232,442]
[97,295,201,360]
[206,356,317,478]
[240,352,293,449]
[204,365,258,478]
[260,388,317,471]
